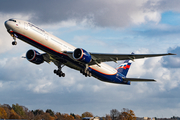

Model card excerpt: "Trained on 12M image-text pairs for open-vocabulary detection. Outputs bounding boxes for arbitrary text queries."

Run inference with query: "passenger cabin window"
[9,19,16,22]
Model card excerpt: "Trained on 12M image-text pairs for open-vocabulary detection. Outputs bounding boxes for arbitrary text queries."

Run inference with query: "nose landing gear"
[11,33,18,45]
[12,41,17,45]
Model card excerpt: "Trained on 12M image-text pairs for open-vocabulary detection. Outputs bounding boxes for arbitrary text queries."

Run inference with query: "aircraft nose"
[4,20,10,30]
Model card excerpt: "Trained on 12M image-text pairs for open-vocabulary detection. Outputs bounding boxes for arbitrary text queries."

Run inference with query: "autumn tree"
[119,108,136,120]
[75,114,81,120]
[106,114,112,120]
[9,109,21,119]
[70,113,75,118]
[0,107,8,119]
[12,103,26,118]
[59,113,74,120]
[46,109,54,117]
[82,111,93,118]
[26,111,34,120]
[0,104,12,118]
[41,113,55,120]
[70,113,81,120]
[55,112,74,120]
[55,112,62,119]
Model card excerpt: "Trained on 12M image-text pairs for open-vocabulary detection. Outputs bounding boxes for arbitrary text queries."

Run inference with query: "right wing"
[64,51,175,66]
[90,53,175,63]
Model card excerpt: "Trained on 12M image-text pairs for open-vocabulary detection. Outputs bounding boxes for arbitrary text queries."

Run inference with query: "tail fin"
[117,59,132,76]
[117,52,134,76]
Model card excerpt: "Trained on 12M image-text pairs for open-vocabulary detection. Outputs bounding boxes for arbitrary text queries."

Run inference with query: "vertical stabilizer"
[117,59,132,76]
[116,52,134,77]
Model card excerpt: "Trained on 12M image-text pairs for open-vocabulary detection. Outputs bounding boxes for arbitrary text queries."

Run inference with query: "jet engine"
[26,49,44,65]
[73,48,92,64]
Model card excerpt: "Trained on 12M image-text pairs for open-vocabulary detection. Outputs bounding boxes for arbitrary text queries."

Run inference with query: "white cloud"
[0,0,166,28]
[0,58,8,67]
[29,78,53,93]
[131,11,161,25]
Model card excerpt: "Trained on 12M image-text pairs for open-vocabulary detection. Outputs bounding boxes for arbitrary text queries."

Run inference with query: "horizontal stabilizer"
[122,77,156,82]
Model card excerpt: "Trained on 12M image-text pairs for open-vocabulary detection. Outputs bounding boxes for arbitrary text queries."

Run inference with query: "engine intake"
[26,49,44,65]
[73,48,92,64]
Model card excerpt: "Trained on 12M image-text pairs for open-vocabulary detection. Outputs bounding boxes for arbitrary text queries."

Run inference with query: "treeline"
[0,103,136,120]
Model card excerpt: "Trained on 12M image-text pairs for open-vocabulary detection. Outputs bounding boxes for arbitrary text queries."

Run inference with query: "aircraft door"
[24,22,28,30]
[45,33,49,40]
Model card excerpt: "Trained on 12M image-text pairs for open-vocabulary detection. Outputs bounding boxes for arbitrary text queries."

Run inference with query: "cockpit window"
[9,19,16,22]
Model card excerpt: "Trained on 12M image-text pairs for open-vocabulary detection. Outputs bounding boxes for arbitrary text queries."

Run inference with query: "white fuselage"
[5,19,117,76]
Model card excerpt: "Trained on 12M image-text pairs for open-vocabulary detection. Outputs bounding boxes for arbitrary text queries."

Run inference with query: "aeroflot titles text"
[28,23,45,33]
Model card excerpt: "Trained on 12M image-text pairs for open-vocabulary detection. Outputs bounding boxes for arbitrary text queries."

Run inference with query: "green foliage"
[12,103,26,118]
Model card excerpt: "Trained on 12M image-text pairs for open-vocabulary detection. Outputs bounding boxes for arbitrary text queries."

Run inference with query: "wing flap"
[122,77,156,82]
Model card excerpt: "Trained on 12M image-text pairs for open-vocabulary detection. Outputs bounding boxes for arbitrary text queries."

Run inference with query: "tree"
[61,113,74,120]
[55,113,74,120]
[41,113,54,120]
[70,113,75,118]
[55,112,62,120]
[75,114,81,120]
[1,104,12,110]
[9,109,21,119]
[106,114,112,120]
[119,108,136,120]
[0,107,7,119]
[12,103,26,118]
[82,111,93,118]
[127,110,136,120]
[110,109,120,120]
[1,104,12,118]
[46,109,54,117]
[26,111,34,120]
[32,109,44,116]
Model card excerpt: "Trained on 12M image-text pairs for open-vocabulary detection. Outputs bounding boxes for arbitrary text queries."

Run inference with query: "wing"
[89,52,175,65]
[64,51,175,65]
[122,77,156,82]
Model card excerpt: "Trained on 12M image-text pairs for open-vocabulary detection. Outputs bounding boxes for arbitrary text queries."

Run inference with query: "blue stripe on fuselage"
[14,31,130,85]
[89,67,130,85]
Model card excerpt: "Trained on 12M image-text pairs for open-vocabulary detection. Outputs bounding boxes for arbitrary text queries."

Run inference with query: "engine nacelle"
[73,48,92,64]
[26,49,44,65]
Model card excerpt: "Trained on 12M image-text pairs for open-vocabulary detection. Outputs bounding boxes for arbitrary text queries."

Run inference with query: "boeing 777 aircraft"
[4,19,175,85]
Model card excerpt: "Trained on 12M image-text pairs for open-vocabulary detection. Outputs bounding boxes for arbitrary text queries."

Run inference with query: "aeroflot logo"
[119,63,130,69]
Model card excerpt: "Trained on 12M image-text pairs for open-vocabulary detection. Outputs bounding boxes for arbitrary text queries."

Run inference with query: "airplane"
[4,18,175,85]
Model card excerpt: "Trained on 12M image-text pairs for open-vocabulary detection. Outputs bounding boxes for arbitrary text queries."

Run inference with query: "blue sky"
[1,0,180,118]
